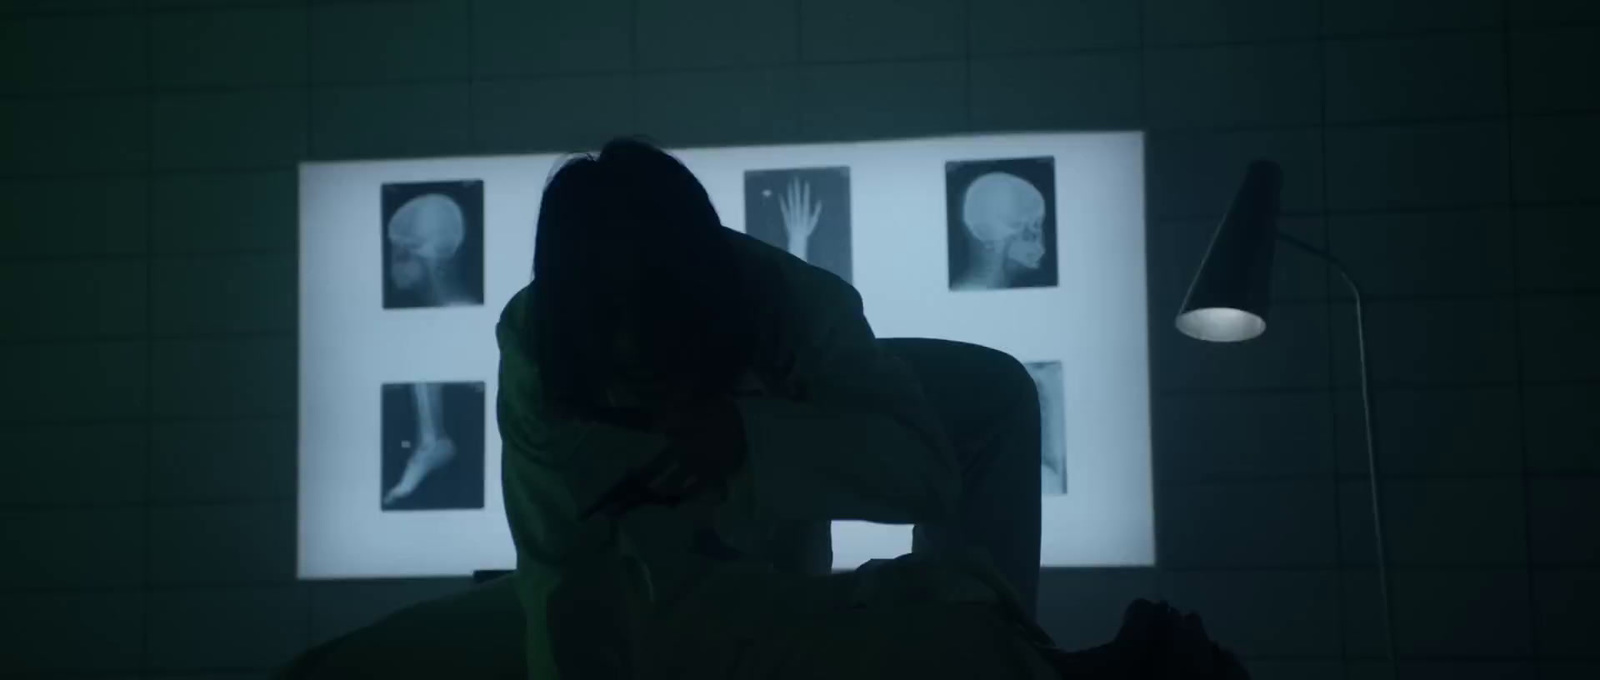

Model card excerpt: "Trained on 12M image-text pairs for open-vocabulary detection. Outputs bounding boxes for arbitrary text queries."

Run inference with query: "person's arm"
[734,276,961,526]
[495,288,663,680]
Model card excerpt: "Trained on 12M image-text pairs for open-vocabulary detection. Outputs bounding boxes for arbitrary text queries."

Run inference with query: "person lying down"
[498,138,1251,680]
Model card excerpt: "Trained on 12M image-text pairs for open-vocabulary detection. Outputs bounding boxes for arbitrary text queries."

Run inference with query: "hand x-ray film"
[299,132,1152,579]
[744,167,853,284]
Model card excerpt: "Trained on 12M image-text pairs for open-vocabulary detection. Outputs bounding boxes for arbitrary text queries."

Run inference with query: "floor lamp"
[1173,161,1398,679]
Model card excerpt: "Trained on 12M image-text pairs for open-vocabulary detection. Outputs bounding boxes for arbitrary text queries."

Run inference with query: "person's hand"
[580,396,748,520]
[778,177,822,257]
[1113,599,1251,680]
[652,396,747,488]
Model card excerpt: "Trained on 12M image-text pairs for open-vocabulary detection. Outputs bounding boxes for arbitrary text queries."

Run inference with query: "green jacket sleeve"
[732,251,962,527]
[495,286,665,680]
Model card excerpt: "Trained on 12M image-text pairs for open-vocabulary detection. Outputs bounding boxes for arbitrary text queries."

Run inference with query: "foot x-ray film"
[380,381,486,511]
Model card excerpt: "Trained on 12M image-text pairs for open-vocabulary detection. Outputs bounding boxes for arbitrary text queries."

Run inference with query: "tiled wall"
[2,0,1596,678]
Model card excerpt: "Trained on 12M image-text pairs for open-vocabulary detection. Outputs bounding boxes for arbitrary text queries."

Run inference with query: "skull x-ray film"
[299,133,1152,579]
[947,157,1057,292]
[380,180,484,309]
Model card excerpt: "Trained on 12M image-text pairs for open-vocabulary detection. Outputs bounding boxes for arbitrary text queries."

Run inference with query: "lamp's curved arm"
[1277,229,1395,679]
[1274,231,1364,302]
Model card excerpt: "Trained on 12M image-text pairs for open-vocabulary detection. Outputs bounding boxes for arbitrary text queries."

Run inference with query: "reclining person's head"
[531,138,758,420]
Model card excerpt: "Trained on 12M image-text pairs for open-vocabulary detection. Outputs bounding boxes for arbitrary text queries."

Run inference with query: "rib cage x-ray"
[381,180,485,309]
[380,382,486,511]
[744,167,853,283]
[1026,361,1067,495]
[946,158,1058,291]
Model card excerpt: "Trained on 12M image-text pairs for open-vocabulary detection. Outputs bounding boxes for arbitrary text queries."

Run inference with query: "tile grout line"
[465,0,476,150]
[1135,0,1167,598]
[6,469,1596,514]
[1501,0,1543,667]
[632,0,642,137]
[17,167,1600,198]
[7,563,1589,598]
[793,0,805,138]
[793,0,804,63]
[1314,0,1358,673]
[962,0,973,132]
[305,0,316,160]
[141,1,157,675]
[302,0,317,660]
[630,0,641,137]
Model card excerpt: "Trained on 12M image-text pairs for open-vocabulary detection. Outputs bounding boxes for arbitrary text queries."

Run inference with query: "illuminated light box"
[299,132,1153,580]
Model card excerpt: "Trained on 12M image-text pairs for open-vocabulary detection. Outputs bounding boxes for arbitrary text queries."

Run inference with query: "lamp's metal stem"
[1344,270,1399,680]
[1277,233,1399,678]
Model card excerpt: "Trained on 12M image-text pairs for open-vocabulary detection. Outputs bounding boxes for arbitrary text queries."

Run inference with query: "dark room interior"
[2,0,1597,678]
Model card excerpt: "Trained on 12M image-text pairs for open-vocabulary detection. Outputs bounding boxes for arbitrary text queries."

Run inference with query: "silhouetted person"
[495,138,1246,679]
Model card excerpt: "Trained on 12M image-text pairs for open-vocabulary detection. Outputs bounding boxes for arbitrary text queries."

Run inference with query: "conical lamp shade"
[1175,160,1283,343]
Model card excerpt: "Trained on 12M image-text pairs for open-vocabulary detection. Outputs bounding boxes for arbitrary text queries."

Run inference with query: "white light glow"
[298,132,1153,579]
[1175,307,1266,343]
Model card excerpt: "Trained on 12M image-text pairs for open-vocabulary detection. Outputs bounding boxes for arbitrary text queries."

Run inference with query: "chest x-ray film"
[299,132,1152,579]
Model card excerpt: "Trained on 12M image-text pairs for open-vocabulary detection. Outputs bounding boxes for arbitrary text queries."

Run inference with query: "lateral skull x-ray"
[380,381,486,511]
[381,180,486,309]
[946,158,1058,291]
[1026,361,1067,496]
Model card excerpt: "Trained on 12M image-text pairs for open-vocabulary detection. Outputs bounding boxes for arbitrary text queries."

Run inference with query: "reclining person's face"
[601,251,691,415]
[606,321,666,409]
[597,219,744,424]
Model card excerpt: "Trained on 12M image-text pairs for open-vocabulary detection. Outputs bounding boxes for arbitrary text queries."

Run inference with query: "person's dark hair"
[529,137,759,419]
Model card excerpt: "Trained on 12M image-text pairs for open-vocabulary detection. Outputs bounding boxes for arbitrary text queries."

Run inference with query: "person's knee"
[962,343,1038,413]
[882,337,1039,425]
